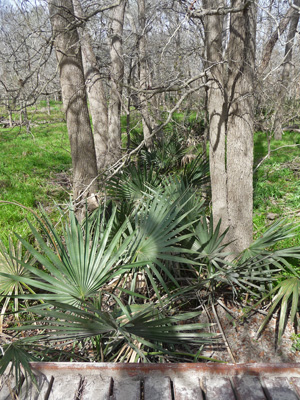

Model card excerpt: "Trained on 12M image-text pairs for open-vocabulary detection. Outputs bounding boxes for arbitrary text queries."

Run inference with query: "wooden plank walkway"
[1,362,300,399]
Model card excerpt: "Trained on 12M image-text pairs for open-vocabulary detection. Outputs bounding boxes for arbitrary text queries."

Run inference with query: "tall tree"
[73,0,109,172]
[107,0,127,166]
[273,0,300,140]
[202,0,256,255]
[226,0,256,254]
[48,0,98,215]
[137,0,153,150]
[202,0,228,239]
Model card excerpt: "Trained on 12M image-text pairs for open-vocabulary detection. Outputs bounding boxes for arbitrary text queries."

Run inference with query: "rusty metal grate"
[1,362,300,399]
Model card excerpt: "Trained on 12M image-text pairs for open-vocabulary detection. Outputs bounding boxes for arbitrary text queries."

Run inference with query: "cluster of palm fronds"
[1,146,300,381]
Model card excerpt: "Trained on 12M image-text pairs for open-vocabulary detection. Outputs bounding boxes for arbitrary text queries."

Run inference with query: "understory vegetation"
[1,102,300,379]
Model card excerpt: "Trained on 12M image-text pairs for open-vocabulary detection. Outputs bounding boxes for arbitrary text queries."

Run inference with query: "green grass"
[1,102,300,251]
[253,131,300,248]
[0,104,71,244]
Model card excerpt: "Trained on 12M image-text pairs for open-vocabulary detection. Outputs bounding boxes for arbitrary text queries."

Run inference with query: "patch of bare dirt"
[201,302,300,363]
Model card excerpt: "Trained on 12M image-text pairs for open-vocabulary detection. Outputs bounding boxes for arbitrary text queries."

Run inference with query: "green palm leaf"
[0,238,36,330]
[256,276,300,344]
[1,206,146,305]
[9,299,217,361]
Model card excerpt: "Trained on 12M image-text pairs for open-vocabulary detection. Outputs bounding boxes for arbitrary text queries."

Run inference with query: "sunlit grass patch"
[0,109,71,244]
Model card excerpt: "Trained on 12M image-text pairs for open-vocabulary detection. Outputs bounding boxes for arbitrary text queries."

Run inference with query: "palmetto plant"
[107,164,161,204]
[176,216,300,346]
[0,238,36,331]
[0,199,218,381]
[256,274,300,344]
[5,206,144,305]
[139,130,185,173]
[2,150,300,382]
[234,222,300,344]
[0,295,217,384]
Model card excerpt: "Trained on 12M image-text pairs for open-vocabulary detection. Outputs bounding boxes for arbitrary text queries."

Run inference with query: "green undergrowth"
[253,131,300,248]
[1,102,300,251]
[2,104,300,370]
[0,105,71,245]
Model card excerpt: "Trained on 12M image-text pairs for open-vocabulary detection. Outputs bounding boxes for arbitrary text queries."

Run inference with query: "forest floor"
[200,302,300,363]
[1,103,300,363]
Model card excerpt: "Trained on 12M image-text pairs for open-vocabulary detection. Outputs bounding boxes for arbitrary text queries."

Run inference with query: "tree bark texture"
[226,0,256,254]
[107,0,127,167]
[48,0,98,212]
[203,0,229,237]
[204,0,256,255]
[137,0,153,150]
[273,1,300,140]
[72,0,109,172]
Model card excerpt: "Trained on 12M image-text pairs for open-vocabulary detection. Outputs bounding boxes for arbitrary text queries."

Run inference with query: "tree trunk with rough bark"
[226,0,256,254]
[72,0,109,172]
[48,0,98,217]
[203,0,229,237]
[137,0,153,150]
[204,0,256,256]
[107,0,127,167]
[273,2,300,140]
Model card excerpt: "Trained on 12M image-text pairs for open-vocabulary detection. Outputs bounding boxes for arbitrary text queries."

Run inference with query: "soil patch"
[201,302,300,363]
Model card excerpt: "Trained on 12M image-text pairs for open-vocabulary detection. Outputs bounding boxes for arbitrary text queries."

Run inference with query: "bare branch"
[124,63,222,95]
[288,0,300,11]
[188,2,251,19]
[258,6,295,75]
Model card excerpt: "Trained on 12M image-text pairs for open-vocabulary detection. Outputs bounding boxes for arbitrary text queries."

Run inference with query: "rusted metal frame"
[29,362,300,377]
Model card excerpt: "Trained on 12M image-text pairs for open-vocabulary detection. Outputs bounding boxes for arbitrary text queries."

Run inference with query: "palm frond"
[240,219,298,262]
[181,152,210,188]
[8,298,217,362]
[256,275,300,345]
[107,164,161,204]
[0,238,35,330]
[3,206,146,305]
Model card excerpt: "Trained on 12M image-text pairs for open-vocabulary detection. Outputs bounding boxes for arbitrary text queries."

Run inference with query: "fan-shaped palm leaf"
[9,298,217,362]
[0,206,145,305]
[239,219,297,263]
[0,238,35,330]
[181,152,210,188]
[256,274,300,345]
[107,164,160,204]
[126,190,201,295]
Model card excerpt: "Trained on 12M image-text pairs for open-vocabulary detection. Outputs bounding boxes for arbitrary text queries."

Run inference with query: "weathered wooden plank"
[81,375,111,400]
[43,374,83,400]
[203,376,235,400]
[0,374,18,400]
[173,376,203,400]
[113,376,140,400]
[232,375,266,400]
[144,376,172,400]
[262,377,299,400]
[290,377,300,398]
[19,374,52,400]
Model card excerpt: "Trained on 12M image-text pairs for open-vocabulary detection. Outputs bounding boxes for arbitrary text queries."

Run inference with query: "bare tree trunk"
[19,100,23,125]
[273,2,300,140]
[126,58,134,151]
[46,96,51,116]
[203,0,229,235]
[137,0,153,150]
[226,0,256,254]
[107,0,127,167]
[72,0,109,172]
[48,0,98,216]
[204,0,256,256]
[5,99,13,127]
